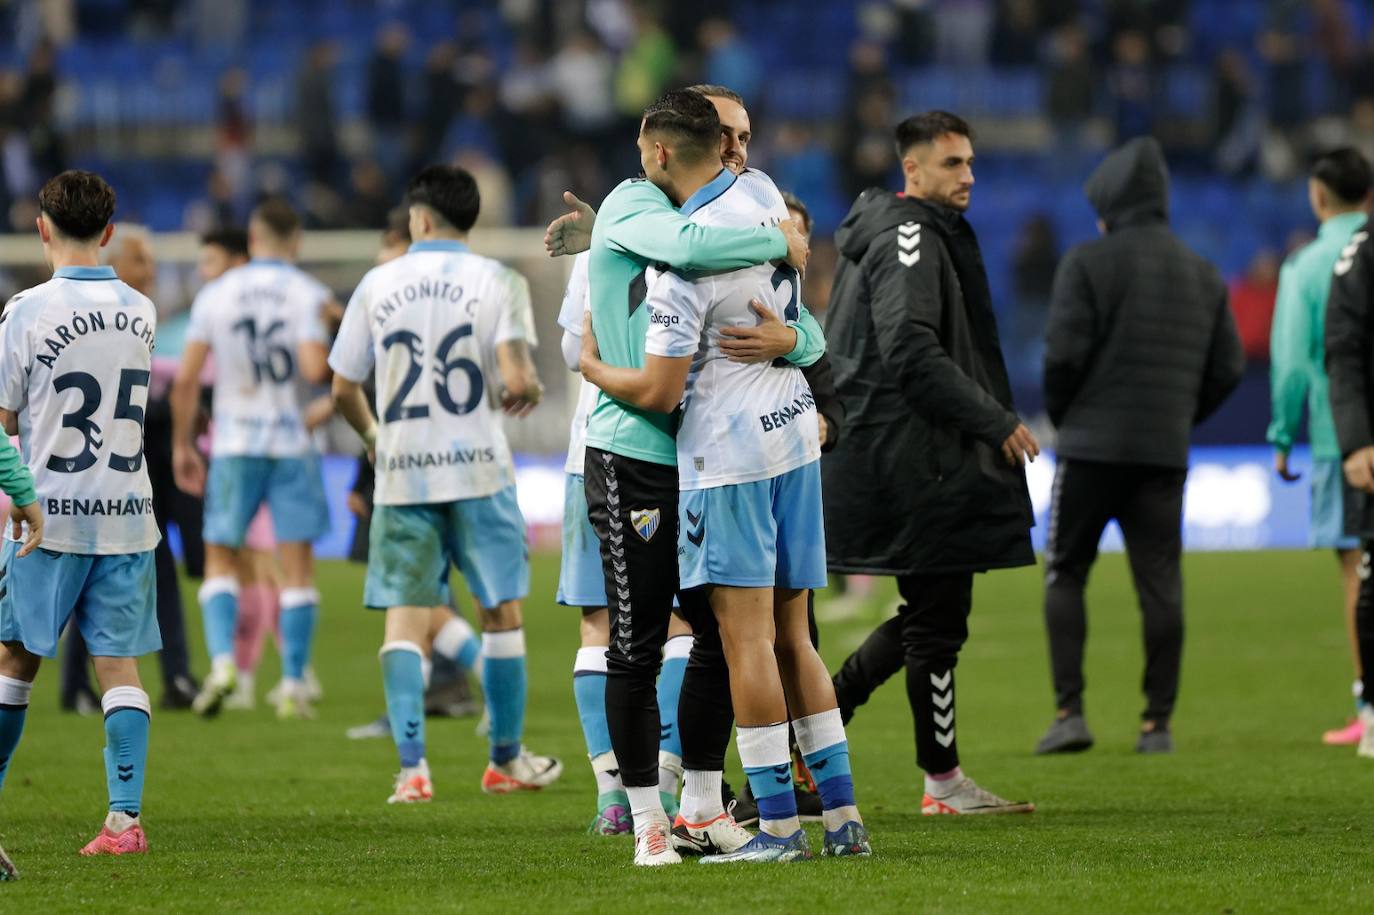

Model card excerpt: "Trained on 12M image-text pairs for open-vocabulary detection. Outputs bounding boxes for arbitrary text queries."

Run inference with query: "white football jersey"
[0,266,160,554]
[329,240,533,506]
[643,169,820,490]
[185,259,330,458]
[557,252,598,476]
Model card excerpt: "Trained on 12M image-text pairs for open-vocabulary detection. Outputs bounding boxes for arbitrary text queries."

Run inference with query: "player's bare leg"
[81,657,152,856]
[773,588,869,856]
[381,606,434,803]
[1324,550,1366,745]
[194,543,244,716]
[479,599,562,793]
[274,541,321,719]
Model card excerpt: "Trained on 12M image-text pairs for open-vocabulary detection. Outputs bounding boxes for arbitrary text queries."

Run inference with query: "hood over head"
[1084,136,1170,230]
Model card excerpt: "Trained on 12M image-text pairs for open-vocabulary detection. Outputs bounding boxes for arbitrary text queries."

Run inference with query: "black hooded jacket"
[1326,219,1374,453]
[1043,137,1244,468]
[822,190,1034,576]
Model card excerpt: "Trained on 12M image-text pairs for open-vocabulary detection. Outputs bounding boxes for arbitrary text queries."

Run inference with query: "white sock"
[212,655,235,681]
[680,769,724,824]
[657,750,682,796]
[925,767,963,798]
[626,785,666,836]
[105,810,140,833]
[591,751,622,796]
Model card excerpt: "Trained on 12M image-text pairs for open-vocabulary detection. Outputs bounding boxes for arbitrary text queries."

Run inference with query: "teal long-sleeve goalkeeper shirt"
[1268,211,1368,460]
[0,436,36,507]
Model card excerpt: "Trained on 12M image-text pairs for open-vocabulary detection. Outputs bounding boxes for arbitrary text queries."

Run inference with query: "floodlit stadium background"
[0,0,1365,551]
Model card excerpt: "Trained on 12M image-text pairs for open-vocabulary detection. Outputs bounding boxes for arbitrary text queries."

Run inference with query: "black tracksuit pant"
[833,573,973,774]
[1043,458,1187,723]
[584,447,680,789]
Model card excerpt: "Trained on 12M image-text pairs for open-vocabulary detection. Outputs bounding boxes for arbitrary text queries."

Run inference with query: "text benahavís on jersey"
[758,390,817,432]
[46,496,156,516]
[34,310,155,370]
[378,446,497,473]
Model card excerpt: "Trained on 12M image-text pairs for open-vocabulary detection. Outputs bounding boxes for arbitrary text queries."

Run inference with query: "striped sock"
[794,708,861,832]
[0,675,31,795]
[739,722,799,837]
[278,587,319,681]
[198,577,239,668]
[380,641,425,768]
[483,630,527,765]
[102,687,151,816]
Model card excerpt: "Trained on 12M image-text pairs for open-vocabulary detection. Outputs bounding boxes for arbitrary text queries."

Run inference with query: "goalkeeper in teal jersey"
[545,88,815,866]
[1267,147,1373,745]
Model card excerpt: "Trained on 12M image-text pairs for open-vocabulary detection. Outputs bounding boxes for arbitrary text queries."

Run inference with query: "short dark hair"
[405,165,480,232]
[383,205,412,246]
[39,170,116,241]
[686,83,744,106]
[642,89,721,165]
[201,226,249,259]
[780,190,812,235]
[251,197,301,240]
[895,110,974,157]
[1312,147,1373,206]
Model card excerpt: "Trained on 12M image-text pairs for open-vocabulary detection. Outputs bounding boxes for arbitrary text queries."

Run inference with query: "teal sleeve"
[1266,261,1311,453]
[783,301,826,368]
[0,438,35,507]
[602,183,787,270]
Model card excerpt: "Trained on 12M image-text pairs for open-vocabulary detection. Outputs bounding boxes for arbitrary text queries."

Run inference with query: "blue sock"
[573,647,612,758]
[0,675,32,795]
[279,588,319,680]
[380,642,425,768]
[794,709,857,815]
[739,723,798,830]
[482,630,527,765]
[101,687,150,815]
[657,636,691,760]
[199,578,239,663]
[803,744,856,811]
[433,617,482,672]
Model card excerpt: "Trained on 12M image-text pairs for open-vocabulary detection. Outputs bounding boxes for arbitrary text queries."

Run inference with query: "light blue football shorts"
[204,454,330,547]
[0,542,159,658]
[364,485,529,611]
[677,460,827,590]
[557,473,609,608]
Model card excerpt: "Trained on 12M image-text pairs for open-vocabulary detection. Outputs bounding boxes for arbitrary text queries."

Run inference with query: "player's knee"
[480,600,522,631]
[91,657,142,692]
[579,607,610,646]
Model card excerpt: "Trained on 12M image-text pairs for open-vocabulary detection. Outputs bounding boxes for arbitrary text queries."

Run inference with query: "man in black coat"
[825,111,1038,815]
[1036,137,1244,756]
[1324,217,1374,760]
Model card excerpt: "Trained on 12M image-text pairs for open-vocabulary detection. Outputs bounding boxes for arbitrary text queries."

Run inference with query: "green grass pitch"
[0,550,1370,912]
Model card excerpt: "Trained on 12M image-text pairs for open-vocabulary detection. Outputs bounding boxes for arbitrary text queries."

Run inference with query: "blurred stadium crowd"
[1,0,1373,435]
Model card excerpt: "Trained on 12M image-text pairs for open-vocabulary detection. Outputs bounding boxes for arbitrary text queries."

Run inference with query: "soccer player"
[170,199,334,719]
[580,113,870,865]
[1267,148,1373,745]
[188,228,298,712]
[0,171,161,871]
[330,164,560,802]
[553,89,812,865]
[557,250,705,834]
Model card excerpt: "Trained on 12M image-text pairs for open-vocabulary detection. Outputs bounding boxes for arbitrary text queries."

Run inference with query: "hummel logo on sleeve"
[897,222,921,267]
[1336,230,1368,276]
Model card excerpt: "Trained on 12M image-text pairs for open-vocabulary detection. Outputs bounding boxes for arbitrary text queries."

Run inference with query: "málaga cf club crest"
[631,508,660,542]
